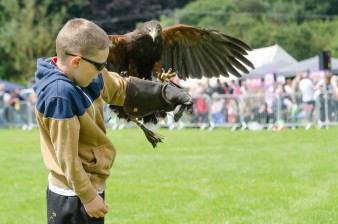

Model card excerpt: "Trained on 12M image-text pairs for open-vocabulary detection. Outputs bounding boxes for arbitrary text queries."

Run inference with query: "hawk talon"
[160,68,176,82]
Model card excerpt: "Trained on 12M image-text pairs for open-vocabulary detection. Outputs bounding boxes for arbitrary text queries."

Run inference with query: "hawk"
[107,20,254,124]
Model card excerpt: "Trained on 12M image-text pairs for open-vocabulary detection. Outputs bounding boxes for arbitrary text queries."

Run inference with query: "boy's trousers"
[47,188,105,224]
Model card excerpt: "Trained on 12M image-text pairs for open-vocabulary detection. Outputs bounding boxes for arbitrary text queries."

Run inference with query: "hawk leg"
[160,68,176,82]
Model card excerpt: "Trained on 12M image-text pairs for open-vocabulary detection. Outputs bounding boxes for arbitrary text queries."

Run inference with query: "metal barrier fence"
[1,91,338,130]
[0,101,37,130]
[168,90,338,130]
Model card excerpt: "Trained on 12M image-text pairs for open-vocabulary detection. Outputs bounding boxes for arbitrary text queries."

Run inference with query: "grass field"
[0,127,337,224]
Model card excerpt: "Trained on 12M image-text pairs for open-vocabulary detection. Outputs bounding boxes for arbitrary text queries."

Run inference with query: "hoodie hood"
[33,58,74,96]
[33,57,105,120]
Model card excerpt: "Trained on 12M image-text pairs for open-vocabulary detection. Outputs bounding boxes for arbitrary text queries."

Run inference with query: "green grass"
[0,127,337,224]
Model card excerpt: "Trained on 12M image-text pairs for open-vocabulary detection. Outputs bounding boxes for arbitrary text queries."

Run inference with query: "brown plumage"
[107,20,254,81]
[107,21,254,125]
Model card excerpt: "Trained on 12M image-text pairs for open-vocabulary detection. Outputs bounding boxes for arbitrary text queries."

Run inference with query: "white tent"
[242,60,295,79]
[245,44,297,70]
[276,56,338,77]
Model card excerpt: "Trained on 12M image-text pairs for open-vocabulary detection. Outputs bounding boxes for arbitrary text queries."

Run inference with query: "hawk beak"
[149,28,158,42]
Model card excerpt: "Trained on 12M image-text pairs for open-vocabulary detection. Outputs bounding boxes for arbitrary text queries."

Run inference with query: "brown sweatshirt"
[34,58,128,203]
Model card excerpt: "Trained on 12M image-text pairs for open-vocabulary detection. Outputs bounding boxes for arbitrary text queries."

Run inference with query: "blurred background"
[1,0,338,130]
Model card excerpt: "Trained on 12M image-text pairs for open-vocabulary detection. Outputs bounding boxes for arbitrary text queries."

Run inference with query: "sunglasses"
[65,53,107,71]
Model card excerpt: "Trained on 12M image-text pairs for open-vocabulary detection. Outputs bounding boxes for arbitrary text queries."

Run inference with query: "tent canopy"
[276,56,338,77]
[241,60,296,79]
[0,80,25,93]
[241,44,298,79]
[245,44,297,69]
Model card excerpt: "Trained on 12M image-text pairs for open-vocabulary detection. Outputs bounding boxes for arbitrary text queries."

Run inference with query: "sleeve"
[100,68,128,106]
[45,98,98,203]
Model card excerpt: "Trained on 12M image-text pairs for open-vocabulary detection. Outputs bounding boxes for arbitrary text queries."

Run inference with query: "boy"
[33,18,192,224]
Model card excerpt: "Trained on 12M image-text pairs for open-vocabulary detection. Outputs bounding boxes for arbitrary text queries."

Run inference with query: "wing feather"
[231,50,255,69]
[190,46,216,78]
[223,59,242,77]
[221,34,252,51]
[163,47,173,69]
[177,40,188,77]
[223,41,249,56]
[185,46,202,79]
[201,40,238,77]
[199,44,223,77]
[228,57,250,74]
[183,47,203,79]
[184,48,197,78]
[162,24,254,80]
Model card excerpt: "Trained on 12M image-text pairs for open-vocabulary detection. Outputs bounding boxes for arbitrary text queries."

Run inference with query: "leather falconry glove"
[124,77,193,121]
[123,77,193,147]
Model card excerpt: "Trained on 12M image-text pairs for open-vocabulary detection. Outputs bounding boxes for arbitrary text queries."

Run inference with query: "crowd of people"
[1,71,338,129]
[182,71,338,128]
[0,84,36,129]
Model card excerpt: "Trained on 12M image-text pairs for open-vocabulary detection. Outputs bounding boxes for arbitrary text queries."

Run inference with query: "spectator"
[227,99,238,124]
[331,76,338,121]
[291,72,302,104]
[229,80,241,95]
[213,79,225,94]
[203,79,214,97]
[27,92,37,128]
[211,92,225,124]
[314,73,328,122]
[324,74,335,121]
[273,83,293,123]
[264,74,275,112]
[191,86,209,124]
[284,78,294,95]
[0,84,9,128]
[0,84,4,104]
[240,80,248,97]
[298,72,315,122]
[257,102,273,125]
[9,88,24,127]
[223,82,230,95]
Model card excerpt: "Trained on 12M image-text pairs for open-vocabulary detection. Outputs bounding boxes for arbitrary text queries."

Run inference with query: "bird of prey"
[106,20,254,124]
[107,20,254,81]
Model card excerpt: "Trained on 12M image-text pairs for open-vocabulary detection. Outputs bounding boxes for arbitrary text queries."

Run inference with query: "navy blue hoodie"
[33,57,127,203]
[34,57,104,119]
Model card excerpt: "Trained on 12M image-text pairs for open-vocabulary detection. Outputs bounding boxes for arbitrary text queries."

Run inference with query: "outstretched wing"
[161,24,254,80]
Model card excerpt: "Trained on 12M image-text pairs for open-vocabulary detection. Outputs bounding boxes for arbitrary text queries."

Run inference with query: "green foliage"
[160,0,338,61]
[1,0,56,81]
[0,0,89,82]
[1,0,338,81]
[176,0,237,26]
[327,32,338,56]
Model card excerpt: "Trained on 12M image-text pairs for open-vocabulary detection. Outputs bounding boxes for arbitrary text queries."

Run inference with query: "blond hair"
[56,18,112,60]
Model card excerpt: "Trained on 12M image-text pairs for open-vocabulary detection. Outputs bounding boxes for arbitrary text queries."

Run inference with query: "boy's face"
[66,48,109,87]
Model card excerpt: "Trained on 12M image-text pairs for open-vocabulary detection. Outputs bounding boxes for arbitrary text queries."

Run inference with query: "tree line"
[160,0,338,61]
[1,0,338,83]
